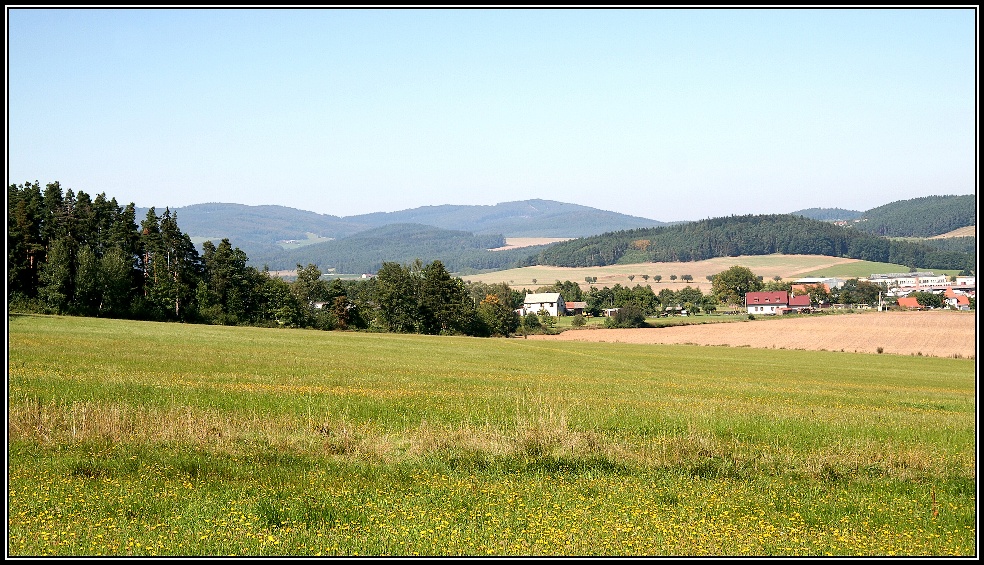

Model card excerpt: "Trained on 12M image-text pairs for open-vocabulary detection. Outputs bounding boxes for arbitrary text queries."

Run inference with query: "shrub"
[522,312,542,331]
[604,303,647,328]
[571,314,586,327]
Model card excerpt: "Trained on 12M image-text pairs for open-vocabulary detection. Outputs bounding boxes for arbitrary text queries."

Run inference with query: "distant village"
[517,273,976,318]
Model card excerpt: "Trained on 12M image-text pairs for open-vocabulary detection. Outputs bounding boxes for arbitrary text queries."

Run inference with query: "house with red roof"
[745,291,818,315]
[785,293,813,313]
[744,291,785,315]
[946,293,971,311]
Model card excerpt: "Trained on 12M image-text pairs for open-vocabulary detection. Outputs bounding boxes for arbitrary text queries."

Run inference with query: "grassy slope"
[7,315,976,556]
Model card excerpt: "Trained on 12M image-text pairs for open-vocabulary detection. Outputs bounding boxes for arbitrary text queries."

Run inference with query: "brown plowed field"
[528,311,977,358]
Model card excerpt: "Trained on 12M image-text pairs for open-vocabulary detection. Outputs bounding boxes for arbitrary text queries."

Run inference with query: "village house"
[745,291,813,315]
[944,289,972,310]
[896,296,925,310]
[520,293,566,317]
[745,291,790,315]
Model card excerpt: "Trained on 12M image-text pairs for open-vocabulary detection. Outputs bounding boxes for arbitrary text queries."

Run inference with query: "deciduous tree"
[711,265,763,308]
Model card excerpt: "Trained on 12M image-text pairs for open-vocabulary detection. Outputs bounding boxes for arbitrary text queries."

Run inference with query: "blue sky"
[6,7,977,222]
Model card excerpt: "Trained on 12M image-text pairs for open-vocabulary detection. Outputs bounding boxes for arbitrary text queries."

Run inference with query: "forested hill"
[790,208,863,221]
[520,214,975,272]
[849,194,976,237]
[136,203,370,243]
[283,223,542,275]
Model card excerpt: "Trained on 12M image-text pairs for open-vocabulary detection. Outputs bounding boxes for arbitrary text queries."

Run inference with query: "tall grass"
[7,314,976,556]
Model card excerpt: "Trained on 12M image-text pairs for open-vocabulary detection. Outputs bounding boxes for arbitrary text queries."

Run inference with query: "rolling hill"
[847,194,976,238]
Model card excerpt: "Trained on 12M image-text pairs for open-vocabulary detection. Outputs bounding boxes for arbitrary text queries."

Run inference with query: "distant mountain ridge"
[346,199,668,237]
[137,199,668,269]
[137,194,975,272]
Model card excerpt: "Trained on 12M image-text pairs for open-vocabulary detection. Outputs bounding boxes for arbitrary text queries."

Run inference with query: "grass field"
[6,315,977,557]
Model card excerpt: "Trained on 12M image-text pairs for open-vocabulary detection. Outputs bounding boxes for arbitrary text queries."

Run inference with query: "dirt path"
[528,311,977,358]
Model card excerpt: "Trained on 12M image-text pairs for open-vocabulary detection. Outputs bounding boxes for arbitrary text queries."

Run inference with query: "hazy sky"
[6,7,977,222]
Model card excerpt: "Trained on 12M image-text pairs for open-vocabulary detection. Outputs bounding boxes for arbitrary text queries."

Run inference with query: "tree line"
[7,181,526,337]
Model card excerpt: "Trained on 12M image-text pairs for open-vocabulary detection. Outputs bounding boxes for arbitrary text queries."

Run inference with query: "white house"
[521,293,566,317]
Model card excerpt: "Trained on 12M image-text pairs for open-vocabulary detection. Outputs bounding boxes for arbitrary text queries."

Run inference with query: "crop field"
[6,314,977,557]
[461,254,960,292]
[532,311,977,359]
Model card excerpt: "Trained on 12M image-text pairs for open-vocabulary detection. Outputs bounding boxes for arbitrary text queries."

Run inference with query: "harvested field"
[528,310,977,359]
[488,237,573,251]
[929,225,975,239]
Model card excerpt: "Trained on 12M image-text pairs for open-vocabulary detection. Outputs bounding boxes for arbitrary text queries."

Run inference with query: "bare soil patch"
[528,311,976,358]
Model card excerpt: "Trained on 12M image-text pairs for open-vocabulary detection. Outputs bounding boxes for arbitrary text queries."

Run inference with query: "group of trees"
[369,260,519,336]
[528,279,719,319]
[8,181,525,337]
[9,181,324,326]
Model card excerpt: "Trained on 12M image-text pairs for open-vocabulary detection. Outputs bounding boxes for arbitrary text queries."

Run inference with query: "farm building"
[792,277,844,289]
[868,272,948,291]
[565,301,587,316]
[783,294,813,314]
[520,293,567,317]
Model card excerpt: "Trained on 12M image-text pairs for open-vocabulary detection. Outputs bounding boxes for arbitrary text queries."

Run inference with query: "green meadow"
[6,314,976,556]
